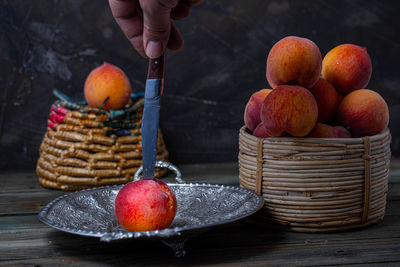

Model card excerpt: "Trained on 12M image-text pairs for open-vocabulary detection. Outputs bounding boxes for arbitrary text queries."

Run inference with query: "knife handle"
[147,54,165,80]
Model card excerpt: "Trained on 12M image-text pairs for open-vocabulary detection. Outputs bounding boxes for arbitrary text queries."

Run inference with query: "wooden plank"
[0,164,238,216]
[1,205,399,245]
[388,183,400,200]
[1,185,398,217]
[0,214,46,231]
[0,173,398,217]
[1,160,399,192]
[0,190,64,216]
[0,171,43,193]
[1,206,399,246]
[1,227,400,265]
[0,161,398,194]
[4,238,400,266]
[7,163,239,185]
[0,164,239,194]
[2,259,400,267]
[0,168,399,265]
[1,199,399,264]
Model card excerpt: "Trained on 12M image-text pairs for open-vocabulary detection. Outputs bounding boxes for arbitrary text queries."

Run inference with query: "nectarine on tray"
[115,178,177,232]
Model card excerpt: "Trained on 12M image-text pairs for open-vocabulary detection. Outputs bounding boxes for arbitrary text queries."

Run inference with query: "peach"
[244,89,272,131]
[309,78,341,123]
[322,44,372,95]
[337,89,389,137]
[338,93,344,103]
[253,122,270,138]
[84,62,132,110]
[266,73,278,89]
[308,122,352,138]
[266,36,322,89]
[114,178,177,232]
[260,85,318,137]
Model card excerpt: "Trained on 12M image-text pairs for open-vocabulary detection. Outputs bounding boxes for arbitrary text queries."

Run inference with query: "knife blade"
[141,54,165,178]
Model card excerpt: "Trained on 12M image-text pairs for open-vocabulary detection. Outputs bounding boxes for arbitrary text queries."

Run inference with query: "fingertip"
[145,40,163,59]
[141,1,172,58]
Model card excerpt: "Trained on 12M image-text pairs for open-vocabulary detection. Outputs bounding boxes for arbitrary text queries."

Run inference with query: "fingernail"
[145,41,162,59]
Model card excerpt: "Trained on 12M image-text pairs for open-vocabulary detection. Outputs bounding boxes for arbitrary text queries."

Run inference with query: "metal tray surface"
[39,183,264,243]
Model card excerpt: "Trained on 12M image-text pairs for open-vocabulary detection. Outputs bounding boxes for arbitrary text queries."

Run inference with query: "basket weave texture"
[238,126,391,232]
[37,92,168,191]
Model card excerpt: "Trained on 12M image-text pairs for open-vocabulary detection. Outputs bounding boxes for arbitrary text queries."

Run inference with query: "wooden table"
[1,163,400,266]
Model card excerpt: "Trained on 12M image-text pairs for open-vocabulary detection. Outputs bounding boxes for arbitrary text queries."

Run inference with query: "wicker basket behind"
[37,93,168,191]
[238,126,391,232]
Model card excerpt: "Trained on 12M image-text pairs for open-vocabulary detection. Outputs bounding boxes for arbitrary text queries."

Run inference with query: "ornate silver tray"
[39,161,264,257]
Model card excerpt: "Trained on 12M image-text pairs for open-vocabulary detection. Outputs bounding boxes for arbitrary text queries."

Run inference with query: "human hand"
[109,0,202,58]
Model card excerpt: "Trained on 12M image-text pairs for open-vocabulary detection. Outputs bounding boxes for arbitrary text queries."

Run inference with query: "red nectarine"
[115,178,177,232]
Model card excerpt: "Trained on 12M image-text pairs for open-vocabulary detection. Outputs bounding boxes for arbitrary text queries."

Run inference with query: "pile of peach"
[244,36,389,139]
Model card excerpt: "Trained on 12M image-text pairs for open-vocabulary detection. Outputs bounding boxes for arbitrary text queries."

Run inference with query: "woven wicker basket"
[238,126,391,232]
[36,91,168,191]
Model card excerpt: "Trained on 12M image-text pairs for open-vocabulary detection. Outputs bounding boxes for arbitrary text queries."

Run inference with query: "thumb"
[140,0,178,58]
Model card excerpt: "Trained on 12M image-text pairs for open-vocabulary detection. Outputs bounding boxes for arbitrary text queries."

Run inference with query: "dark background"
[1,0,399,170]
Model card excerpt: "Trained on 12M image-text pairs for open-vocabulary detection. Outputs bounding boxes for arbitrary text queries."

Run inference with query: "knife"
[141,54,165,178]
